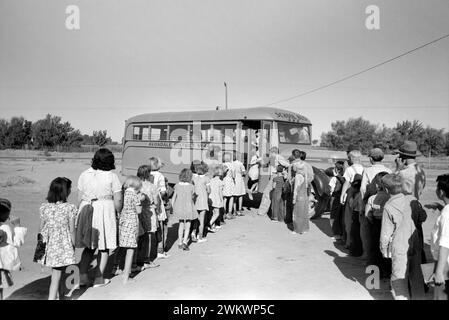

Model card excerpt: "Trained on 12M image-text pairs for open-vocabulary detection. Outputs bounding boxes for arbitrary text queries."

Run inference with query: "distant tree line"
[320,117,449,156]
[0,114,117,150]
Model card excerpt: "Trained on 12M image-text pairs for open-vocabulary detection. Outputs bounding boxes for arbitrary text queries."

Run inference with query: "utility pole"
[224,82,228,110]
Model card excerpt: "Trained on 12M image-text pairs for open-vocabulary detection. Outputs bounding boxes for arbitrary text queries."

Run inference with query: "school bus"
[121,107,312,190]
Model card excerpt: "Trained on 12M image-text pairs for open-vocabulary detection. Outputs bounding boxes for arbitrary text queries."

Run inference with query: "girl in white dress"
[232,153,247,216]
[222,152,235,220]
[77,149,123,288]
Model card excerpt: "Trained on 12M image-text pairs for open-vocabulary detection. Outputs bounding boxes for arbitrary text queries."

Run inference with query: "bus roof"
[126,107,312,125]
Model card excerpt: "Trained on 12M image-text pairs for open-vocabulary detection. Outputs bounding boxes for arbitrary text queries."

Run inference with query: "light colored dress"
[232,160,246,196]
[141,181,159,233]
[119,188,140,248]
[193,174,210,211]
[39,202,77,267]
[293,174,309,233]
[248,155,261,181]
[209,176,224,208]
[77,167,122,250]
[173,182,197,220]
[222,162,235,197]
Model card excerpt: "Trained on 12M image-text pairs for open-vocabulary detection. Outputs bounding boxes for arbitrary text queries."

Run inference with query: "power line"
[258,33,449,107]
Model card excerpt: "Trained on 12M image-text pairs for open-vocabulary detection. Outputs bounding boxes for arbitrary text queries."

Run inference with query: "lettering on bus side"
[148,141,210,149]
[274,112,308,123]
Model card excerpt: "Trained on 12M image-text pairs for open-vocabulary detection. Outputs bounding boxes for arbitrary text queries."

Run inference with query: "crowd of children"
[0,148,252,299]
[1,143,449,300]
[325,141,449,300]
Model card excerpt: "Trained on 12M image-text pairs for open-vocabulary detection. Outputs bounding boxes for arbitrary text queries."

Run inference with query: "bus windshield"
[277,122,311,144]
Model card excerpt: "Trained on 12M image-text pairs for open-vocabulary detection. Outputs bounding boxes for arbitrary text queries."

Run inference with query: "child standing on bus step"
[172,168,197,251]
[119,176,143,284]
[247,147,262,200]
[232,152,247,216]
[148,157,169,259]
[222,153,236,220]
[208,166,224,232]
[193,163,211,243]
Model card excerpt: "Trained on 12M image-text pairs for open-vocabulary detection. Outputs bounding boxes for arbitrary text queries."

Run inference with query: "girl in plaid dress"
[119,176,143,284]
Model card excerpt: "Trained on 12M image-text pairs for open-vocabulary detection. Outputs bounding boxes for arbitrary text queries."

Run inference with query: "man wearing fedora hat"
[394,140,426,201]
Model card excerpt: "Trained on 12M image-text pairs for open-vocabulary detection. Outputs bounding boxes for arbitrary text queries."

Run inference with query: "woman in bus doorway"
[232,152,247,216]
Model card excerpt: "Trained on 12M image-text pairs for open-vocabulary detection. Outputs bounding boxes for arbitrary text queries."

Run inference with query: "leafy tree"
[0,119,8,149]
[421,127,446,156]
[92,130,111,147]
[391,120,424,150]
[31,114,80,149]
[320,117,378,153]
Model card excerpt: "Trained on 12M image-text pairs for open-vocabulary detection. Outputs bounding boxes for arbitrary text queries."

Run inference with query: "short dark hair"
[437,174,449,198]
[0,198,11,223]
[324,167,334,177]
[179,168,193,183]
[374,171,389,191]
[92,148,115,171]
[196,162,209,175]
[190,160,202,174]
[299,151,307,161]
[137,165,152,181]
[47,177,72,203]
[292,149,301,159]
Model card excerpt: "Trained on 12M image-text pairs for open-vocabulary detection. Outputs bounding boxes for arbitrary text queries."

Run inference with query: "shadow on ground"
[310,215,393,300]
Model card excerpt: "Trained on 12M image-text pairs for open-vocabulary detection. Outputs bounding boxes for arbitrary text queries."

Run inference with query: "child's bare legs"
[251,182,258,193]
[238,196,243,214]
[49,267,63,300]
[178,220,185,246]
[184,220,191,244]
[209,208,220,228]
[225,196,234,219]
[198,210,206,240]
[234,196,243,215]
[94,250,110,285]
[122,248,135,284]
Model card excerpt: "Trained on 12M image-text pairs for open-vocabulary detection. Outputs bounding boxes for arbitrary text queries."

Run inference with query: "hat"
[369,148,384,159]
[393,140,421,158]
[0,198,11,212]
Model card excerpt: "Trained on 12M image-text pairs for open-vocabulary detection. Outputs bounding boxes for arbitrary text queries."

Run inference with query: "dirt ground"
[0,156,446,300]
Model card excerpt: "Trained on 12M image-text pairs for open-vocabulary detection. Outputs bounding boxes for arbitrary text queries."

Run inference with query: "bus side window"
[133,126,144,140]
[212,124,236,143]
[150,125,168,141]
[169,125,188,141]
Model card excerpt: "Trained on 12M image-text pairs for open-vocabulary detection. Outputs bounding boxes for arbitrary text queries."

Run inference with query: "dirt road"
[79,211,392,300]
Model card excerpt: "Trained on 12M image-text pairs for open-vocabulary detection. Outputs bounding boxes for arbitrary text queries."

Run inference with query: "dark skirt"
[330,196,344,236]
[349,211,363,256]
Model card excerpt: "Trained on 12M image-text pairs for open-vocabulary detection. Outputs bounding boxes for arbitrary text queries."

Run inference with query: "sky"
[0,0,448,142]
